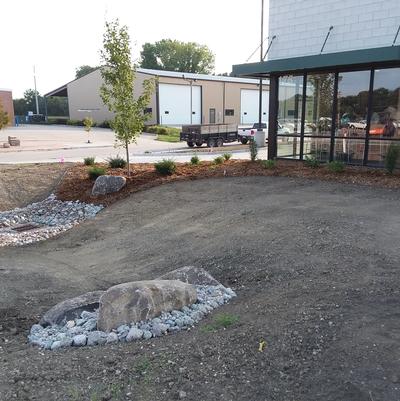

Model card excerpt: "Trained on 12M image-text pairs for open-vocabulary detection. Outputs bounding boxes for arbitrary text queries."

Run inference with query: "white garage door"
[159,84,201,125]
[240,89,269,125]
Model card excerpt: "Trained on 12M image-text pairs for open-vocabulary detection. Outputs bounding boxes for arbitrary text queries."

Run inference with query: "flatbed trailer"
[180,124,238,147]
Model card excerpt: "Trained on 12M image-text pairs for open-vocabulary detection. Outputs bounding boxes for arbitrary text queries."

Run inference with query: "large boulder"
[157,266,221,286]
[97,280,197,332]
[92,175,126,196]
[40,291,104,326]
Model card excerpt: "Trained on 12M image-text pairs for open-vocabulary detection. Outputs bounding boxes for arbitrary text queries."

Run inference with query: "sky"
[0,0,268,98]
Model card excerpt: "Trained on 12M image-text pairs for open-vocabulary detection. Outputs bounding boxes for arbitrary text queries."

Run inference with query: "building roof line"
[45,67,269,97]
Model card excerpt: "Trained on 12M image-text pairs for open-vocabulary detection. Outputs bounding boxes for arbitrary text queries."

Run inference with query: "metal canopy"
[232,45,400,77]
[44,84,68,97]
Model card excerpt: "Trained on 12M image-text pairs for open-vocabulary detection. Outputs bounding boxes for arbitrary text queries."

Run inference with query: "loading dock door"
[240,89,269,125]
[159,83,201,125]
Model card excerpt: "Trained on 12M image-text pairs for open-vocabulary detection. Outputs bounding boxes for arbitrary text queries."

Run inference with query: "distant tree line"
[13,89,68,117]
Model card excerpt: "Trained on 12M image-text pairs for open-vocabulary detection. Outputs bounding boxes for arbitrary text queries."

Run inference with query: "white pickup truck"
[238,122,290,144]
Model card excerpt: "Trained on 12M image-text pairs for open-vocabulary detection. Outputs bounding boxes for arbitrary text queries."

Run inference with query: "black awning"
[232,45,400,77]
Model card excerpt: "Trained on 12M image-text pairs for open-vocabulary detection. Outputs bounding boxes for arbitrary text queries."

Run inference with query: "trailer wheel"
[240,137,248,145]
[216,138,223,147]
[207,138,215,148]
[195,141,203,147]
[187,141,194,147]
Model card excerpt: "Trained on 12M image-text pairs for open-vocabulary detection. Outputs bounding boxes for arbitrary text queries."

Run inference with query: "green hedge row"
[145,125,180,137]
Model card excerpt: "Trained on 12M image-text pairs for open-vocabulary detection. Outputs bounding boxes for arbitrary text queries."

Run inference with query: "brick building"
[0,89,15,126]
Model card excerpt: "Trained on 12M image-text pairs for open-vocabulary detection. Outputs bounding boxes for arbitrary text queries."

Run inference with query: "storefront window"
[278,75,303,135]
[335,70,370,138]
[370,68,400,139]
[305,73,335,137]
[367,67,400,166]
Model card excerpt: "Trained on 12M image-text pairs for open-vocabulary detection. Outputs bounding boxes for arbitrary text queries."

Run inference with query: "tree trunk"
[125,140,130,176]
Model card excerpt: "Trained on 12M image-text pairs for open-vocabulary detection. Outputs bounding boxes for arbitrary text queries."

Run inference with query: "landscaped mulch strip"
[56,160,400,207]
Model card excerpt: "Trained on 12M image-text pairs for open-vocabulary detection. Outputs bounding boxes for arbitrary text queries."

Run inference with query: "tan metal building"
[0,89,15,126]
[46,68,269,126]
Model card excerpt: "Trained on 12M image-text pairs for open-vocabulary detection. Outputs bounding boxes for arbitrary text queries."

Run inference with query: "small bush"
[157,127,167,135]
[146,125,180,137]
[304,156,320,168]
[202,313,240,332]
[47,117,69,125]
[154,159,176,175]
[327,160,345,173]
[66,119,84,126]
[213,156,224,165]
[249,138,258,161]
[260,159,276,169]
[83,156,95,166]
[88,166,106,180]
[385,143,400,174]
[83,116,93,132]
[190,155,200,165]
[108,156,127,169]
[223,153,232,161]
[97,120,112,129]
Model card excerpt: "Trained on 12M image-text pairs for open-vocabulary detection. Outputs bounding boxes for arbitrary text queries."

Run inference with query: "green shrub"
[327,160,345,173]
[304,155,320,168]
[154,159,176,175]
[108,156,127,169]
[190,155,200,165]
[88,166,106,180]
[83,116,94,132]
[249,138,258,161]
[156,127,167,135]
[385,143,400,174]
[260,159,276,169]
[97,120,112,129]
[146,125,180,137]
[223,153,232,161]
[145,125,158,134]
[83,156,95,166]
[202,313,240,332]
[47,117,69,125]
[66,119,84,126]
[213,156,224,165]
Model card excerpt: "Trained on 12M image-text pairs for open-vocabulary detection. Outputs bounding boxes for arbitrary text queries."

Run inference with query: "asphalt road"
[0,125,265,164]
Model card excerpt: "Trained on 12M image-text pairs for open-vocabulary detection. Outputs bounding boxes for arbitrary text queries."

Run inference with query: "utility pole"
[33,65,40,115]
[258,0,264,140]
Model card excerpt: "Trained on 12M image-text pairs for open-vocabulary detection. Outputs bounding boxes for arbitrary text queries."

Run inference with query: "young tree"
[83,116,94,143]
[100,19,155,175]
[0,100,9,130]
[140,39,215,74]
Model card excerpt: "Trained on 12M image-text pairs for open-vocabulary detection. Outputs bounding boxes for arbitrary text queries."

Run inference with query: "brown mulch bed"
[56,160,400,206]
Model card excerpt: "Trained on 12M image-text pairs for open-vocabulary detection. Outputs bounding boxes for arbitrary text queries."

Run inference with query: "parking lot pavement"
[0,125,265,164]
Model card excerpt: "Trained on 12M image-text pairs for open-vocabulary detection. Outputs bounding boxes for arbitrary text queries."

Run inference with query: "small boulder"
[73,334,87,347]
[40,291,104,326]
[106,332,119,344]
[157,266,221,286]
[97,280,197,332]
[87,331,108,346]
[126,327,143,342]
[91,175,126,196]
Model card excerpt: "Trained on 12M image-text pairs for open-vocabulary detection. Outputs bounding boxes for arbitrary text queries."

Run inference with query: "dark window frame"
[273,64,400,167]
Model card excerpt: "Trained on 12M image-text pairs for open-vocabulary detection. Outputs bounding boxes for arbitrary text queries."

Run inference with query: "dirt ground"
[56,160,400,207]
[1,176,400,401]
[0,163,70,211]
